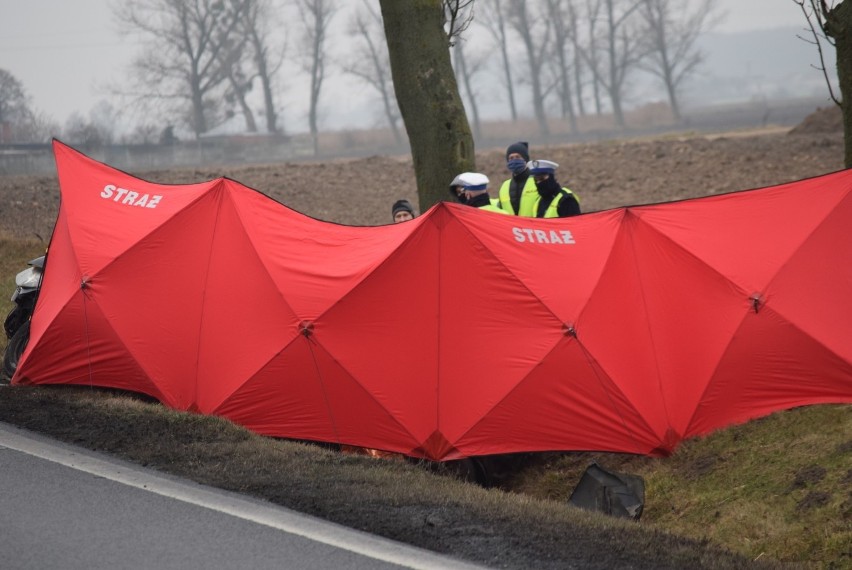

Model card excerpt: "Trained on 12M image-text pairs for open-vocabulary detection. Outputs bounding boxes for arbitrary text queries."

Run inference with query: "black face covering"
[535,176,561,198]
[449,186,468,204]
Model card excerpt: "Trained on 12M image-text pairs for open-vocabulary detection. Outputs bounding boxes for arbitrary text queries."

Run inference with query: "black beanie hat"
[392,199,415,219]
[506,141,530,161]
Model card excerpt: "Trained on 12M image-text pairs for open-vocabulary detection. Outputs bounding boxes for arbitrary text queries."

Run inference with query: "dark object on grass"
[569,462,645,520]
[2,255,45,382]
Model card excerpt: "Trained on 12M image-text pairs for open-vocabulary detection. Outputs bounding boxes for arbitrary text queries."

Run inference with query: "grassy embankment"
[0,237,848,568]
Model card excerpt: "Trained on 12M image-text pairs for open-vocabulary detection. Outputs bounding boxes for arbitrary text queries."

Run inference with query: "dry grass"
[0,385,778,570]
[493,406,851,568]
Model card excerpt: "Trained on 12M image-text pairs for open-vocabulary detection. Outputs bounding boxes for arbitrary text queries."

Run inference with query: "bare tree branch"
[476,0,518,121]
[113,0,252,137]
[637,0,717,122]
[795,0,840,105]
[443,0,476,43]
[342,0,403,142]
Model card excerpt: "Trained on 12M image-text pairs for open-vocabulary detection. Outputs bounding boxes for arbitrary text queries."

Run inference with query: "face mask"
[507,158,527,174]
[535,176,558,196]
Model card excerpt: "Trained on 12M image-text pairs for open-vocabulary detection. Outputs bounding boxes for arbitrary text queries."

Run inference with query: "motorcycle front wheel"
[2,320,30,383]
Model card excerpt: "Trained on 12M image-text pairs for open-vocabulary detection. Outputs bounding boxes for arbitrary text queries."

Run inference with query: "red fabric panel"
[15,141,852,460]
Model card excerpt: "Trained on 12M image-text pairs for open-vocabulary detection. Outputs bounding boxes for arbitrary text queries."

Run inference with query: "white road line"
[0,423,488,570]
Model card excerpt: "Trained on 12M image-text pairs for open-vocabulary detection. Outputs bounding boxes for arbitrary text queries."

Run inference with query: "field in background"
[0,96,833,176]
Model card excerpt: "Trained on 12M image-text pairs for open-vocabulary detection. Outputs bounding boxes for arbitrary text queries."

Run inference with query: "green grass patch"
[496,406,851,567]
[643,406,851,566]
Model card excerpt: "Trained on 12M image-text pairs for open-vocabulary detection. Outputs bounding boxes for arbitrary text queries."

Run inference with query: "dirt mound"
[789,105,843,134]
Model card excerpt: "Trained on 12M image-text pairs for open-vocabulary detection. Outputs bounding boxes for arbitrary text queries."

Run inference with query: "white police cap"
[449,172,469,188]
[450,172,489,191]
[527,159,559,175]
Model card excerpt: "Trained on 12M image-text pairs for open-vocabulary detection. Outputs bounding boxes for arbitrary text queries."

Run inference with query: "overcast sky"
[0,0,814,135]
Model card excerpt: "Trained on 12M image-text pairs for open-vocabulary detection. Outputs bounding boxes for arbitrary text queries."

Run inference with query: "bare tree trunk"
[379,0,475,210]
[308,17,323,156]
[190,71,207,135]
[228,73,258,132]
[639,0,715,125]
[479,0,518,121]
[547,0,578,133]
[568,1,587,116]
[576,0,643,127]
[584,0,605,115]
[604,0,626,126]
[256,45,280,133]
[344,1,402,144]
[508,0,550,137]
[822,1,852,167]
[296,0,336,156]
[244,0,284,134]
[454,40,482,140]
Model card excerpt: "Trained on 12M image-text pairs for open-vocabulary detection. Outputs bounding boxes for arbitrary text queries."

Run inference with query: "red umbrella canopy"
[13,142,852,461]
[630,174,852,440]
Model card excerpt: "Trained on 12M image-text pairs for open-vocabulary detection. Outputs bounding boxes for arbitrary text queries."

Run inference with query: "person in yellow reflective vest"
[449,172,509,214]
[526,159,581,218]
[497,141,539,216]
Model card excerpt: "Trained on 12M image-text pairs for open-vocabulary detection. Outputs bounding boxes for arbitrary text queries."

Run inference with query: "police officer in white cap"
[448,172,508,214]
[526,159,581,218]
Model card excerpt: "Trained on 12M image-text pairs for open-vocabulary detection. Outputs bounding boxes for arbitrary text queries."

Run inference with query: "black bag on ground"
[568,462,645,520]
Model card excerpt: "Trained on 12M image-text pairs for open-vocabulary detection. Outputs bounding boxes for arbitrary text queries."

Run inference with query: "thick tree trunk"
[379,0,474,210]
[825,2,852,167]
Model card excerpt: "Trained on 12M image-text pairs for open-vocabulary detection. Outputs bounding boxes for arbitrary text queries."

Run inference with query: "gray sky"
[0,0,813,135]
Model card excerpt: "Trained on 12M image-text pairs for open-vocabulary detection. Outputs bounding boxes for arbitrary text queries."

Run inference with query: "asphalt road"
[0,424,487,570]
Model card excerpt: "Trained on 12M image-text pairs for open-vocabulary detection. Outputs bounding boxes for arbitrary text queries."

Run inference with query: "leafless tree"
[573,0,606,115]
[114,0,251,137]
[125,123,162,144]
[546,0,578,133]
[576,0,645,127]
[343,0,402,143]
[638,0,716,123]
[176,0,284,135]
[221,0,286,133]
[294,0,337,156]
[0,69,57,143]
[239,0,288,133]
[566,0,587,116]
[506,0,552,136]
[477,0,518,121]
[795,0,852,166]
[453,38,485,140]
[218,30,257,132]
[0,69,34,135]
[64,102,118,149]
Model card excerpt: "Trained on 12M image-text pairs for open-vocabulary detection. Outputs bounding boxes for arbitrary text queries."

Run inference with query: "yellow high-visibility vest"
[539,188,579,218]
[498,177,538,216]
[478,203,510,214]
